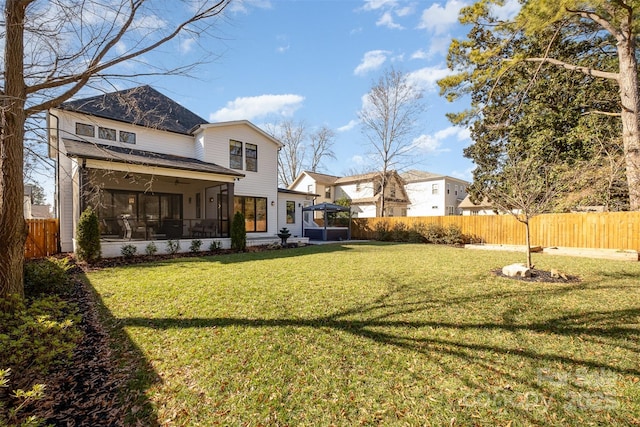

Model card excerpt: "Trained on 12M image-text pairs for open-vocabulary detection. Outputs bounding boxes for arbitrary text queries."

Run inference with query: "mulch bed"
[25,278,130,427]
[492,268,581,283]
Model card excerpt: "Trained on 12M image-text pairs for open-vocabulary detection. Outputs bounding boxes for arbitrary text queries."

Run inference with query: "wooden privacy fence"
[26,219,59,259]
[351,212,640,252]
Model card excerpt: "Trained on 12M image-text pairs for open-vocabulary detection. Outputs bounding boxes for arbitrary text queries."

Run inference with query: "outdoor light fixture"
[209,197,214,203]
[271,201,275,206]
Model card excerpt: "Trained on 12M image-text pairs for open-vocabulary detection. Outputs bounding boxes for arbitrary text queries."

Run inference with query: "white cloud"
[179,38,195,54]
[411,49,429,60]
[354,50,391,76]
[417,0,467,35]
[407,66,453,91]
[210,94,305,121]
[377,11,404,29]
[490,0,521,21]
[229,0,272,14]
[351,154,366,165]
[338,119,359,132]
[412,126,470,154]
[362,0,399,12]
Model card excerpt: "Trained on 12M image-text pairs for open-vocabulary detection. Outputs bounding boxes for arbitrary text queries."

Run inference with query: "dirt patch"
[492,268,581,283]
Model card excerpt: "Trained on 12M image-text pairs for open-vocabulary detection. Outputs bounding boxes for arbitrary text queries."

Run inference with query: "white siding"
[277,194,308,238]
[54,110,196,158]
[290,174,317,194]
[406,177,469,217]
[199,124,280,236]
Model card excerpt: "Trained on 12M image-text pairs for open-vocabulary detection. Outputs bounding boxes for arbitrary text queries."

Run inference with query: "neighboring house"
[48,85,295,255]
[289,171,339,205]
[289,170,410,218]
[23,184,52,219]
[458,195,496,216]
[401,170,469,216]
[333,172,409,217]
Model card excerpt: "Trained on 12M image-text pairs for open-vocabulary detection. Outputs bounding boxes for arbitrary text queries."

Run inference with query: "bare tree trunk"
[0,0,28,300]
[617,41,640,210]
[524,220,532,269]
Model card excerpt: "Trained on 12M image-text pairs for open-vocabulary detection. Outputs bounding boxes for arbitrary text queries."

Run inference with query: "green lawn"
[86,243,640,426]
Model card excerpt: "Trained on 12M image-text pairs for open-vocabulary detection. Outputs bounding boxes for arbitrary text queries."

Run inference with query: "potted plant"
[277,227,291,246]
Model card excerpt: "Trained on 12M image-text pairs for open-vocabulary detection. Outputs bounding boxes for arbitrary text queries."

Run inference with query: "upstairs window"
[245,143,258,172]
[325,186,331,199]
[99,127,116,141]
[230,140,243,169]
[390,184,396,198]
[432,184,438,195]
[119,131,136,144]
[76,123,95,137]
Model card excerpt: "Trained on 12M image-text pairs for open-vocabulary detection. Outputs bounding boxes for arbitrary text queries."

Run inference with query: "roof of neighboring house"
[63,138,244,177]
[59,85,208,135]
[288,171,340,190]
[334,170,406,184]
[401,169,470,184]
[30,205,52,219]
[304,171,340,184]
[458,195,492,209]
[278,188,319,197]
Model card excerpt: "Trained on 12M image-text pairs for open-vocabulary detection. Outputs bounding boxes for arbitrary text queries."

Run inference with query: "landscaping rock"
[502,263,532,278]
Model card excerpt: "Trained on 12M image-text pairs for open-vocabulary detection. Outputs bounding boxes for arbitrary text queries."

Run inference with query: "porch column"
[227,182,234,236]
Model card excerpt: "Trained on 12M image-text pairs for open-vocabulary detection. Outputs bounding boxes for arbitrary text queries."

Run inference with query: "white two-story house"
[49,85,311,256]
[401,170,469,216]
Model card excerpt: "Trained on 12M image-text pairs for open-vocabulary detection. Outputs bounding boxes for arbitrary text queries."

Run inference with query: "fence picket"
[350,212,640,251]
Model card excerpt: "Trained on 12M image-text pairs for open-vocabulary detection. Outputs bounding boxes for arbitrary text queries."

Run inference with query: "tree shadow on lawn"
[89,273,640,425]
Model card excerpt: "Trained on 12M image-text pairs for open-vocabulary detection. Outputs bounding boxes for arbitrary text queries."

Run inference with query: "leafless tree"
[482,154,575,269]
[0,0,231,303]
[267,120,307,187]
[308,125,335,172]
[358,67,424,216]
[269,120,336,187]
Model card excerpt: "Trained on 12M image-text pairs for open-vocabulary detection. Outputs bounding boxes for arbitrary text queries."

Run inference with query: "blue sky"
[147,0,480,181]
[36,0,519,203]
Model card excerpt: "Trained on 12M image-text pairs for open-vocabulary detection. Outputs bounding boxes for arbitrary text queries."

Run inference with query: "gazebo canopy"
[302,202,350,213]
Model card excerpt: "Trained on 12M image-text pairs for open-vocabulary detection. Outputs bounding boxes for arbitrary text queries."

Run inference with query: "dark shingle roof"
[60,86,208,135]
[63,138,244,177]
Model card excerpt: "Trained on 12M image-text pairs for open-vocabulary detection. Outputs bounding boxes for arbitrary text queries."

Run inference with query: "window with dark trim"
[325,186,331,199]
[233,196,267,232]
[245,143,257,172]
[230,140,243,169]
[119,131,136,144]
[76,123,95,137]
[286,201,295,224]
[99,127,116,141]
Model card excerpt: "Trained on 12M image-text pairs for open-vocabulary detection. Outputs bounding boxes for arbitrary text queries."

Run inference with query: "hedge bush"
[24,257,74,298]
[76,207,101,263]
[231,212,246,251]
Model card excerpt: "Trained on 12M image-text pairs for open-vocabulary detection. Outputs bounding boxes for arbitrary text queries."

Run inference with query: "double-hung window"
[245,143,258,172]
[230,140,243,169]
